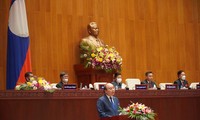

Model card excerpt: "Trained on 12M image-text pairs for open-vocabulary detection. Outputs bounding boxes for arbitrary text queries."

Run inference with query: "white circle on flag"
[9,0,29,37]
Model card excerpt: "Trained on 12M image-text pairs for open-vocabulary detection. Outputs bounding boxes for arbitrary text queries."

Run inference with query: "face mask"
[63,79,68,83]
[181,75,186,80]
[116,78,122,83]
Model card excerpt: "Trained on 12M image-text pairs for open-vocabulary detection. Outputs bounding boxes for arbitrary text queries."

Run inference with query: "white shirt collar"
[106,94,114,102]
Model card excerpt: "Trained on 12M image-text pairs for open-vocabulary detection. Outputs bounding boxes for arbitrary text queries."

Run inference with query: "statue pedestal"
[74,64,113,88]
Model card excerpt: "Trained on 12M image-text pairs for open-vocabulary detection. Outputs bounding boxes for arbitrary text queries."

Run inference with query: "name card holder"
[135,84,147,90]
[165,84,177,90]
[98,84,105,90]
[196,84,200,89]
[63,84,77,90]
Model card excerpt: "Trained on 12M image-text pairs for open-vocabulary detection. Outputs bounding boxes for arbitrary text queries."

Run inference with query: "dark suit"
[56,81,63,88]
[97,94,120,118]
[174,79,188,89]
[141,79,157,88]
[111,81,122,89]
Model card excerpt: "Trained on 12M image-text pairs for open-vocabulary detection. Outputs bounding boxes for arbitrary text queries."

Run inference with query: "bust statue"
[80,22,105,51]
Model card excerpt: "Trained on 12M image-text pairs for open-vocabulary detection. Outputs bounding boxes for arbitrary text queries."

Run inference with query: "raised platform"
[0,90,200,120]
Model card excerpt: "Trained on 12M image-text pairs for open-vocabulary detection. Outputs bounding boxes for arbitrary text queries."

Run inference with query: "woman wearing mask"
[56,72,69,88]
[111,72,126,90]
[174,70,189,89]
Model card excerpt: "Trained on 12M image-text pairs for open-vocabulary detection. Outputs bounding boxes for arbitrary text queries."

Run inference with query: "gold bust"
[80,22,104,51]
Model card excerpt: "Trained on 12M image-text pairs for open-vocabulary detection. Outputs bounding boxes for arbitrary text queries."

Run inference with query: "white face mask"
[181,75,186,80]
[116,78,122,83]
[63,79,68,83]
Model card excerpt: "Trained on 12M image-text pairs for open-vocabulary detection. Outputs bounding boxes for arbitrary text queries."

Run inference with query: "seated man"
[141,71,157,89]
[97,83,120,118]
[174,70,189,89]
[24,72,34,82]
[111,72,126,89]
[56,72,69,88]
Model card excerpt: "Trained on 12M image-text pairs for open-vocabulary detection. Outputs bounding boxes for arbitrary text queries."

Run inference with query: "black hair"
[103,83,108,91]
[177,70,184,77]
[104,85,107,90]
[60,72,67,78]
[114,72,121,79]
[145,71,153,76]
[24,72,32,78]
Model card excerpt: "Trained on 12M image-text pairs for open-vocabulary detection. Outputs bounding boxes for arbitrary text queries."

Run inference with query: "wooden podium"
[100,115,133,120]
[74,64,114,88]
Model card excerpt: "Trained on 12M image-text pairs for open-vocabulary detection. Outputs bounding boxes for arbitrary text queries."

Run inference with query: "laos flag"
[6,0,32,89]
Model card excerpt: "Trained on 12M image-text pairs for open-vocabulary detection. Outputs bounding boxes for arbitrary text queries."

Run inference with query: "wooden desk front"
[0,90,200,120]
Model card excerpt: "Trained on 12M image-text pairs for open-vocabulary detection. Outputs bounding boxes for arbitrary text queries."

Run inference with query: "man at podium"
[97,83,120,118]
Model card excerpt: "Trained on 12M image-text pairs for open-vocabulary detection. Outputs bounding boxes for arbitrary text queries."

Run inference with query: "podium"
[74,64,114,87]
[100,115,133,120]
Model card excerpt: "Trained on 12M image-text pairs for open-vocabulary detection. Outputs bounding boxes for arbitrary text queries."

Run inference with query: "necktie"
[110,97,115,109]
[181,81,184,87]
[148,81,152,88]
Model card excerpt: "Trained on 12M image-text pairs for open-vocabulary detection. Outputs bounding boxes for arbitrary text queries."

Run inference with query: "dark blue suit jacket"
[97,94,120,118]
[111,81,122,89]
[174,79,188,89]
[141,79,157,88]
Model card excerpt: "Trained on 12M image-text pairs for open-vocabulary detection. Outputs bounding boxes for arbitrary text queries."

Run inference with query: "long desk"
[0,90,200,120]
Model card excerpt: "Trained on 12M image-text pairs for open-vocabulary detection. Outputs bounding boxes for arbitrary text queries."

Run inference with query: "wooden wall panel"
[0,0,200,90]
[0,0,9,90]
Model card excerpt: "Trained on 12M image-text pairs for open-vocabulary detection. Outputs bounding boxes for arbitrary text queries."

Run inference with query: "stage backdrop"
[0,0,200,89]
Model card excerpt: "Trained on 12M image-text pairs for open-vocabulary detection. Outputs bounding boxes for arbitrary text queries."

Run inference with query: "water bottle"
[115,85,118,90]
